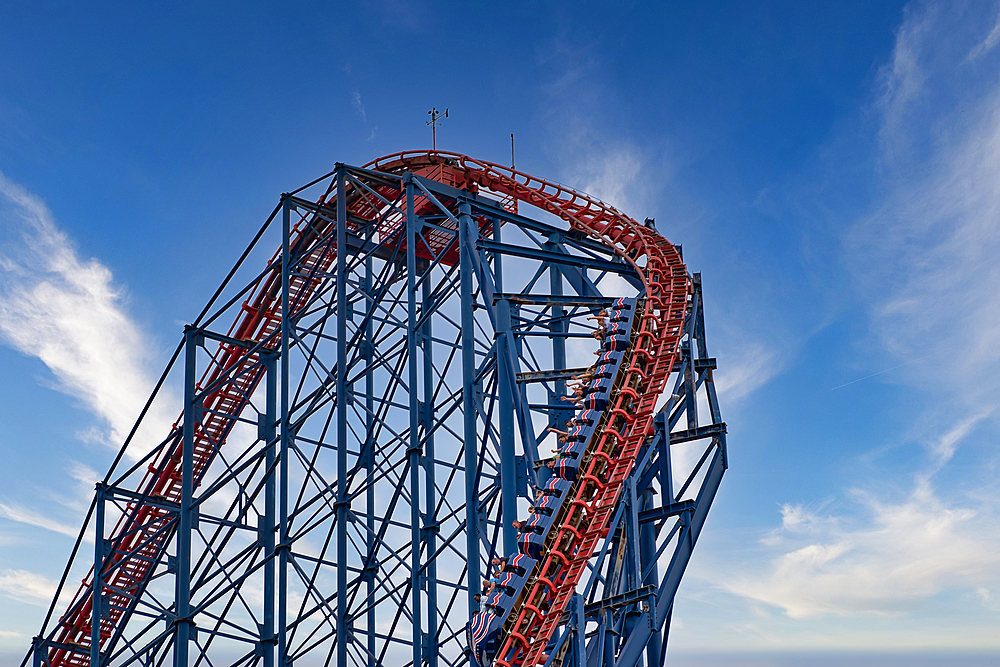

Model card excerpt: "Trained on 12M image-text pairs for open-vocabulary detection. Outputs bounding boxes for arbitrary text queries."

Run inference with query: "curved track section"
[37,151,688,667]
[369,153,689,666]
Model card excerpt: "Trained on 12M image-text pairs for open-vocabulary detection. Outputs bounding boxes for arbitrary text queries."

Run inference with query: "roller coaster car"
[580,394,608,412]
[533,494,558,516]
[467,553,539,667]
[591,363,614,379]
[588,376,614,395]
[549,456,580,483]
[595,350,620,365]
[540,477,572,498]
[607,308,630,323]
[604,334,630,352]
[464,297,645,664]
[559,439,588,460]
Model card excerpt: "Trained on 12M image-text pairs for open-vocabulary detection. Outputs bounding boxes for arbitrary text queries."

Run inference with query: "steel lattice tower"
[26,152,727,667]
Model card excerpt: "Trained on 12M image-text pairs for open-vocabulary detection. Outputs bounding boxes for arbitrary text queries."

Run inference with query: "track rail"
[42,151,687,667]
[370,152,688,666]
[48,210,341,665]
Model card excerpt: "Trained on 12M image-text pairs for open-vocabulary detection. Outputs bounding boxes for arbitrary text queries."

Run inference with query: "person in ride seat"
[546,426,571,445]
[587,309,608,328]
[547,456,578,482]
[511,519,543,535]
[483,570,503,592]
[560,385,585,406]
[528,501,554,516]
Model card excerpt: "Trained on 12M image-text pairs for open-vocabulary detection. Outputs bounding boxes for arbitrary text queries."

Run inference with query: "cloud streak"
[726,1,1000,625]
[0,170,173,458]
[351,90,366,121]
[849,0,1000,453]
[0,569,59,606]
[726,483,1000,618]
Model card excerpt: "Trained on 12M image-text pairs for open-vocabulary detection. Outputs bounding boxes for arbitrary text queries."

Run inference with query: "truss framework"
[27,156,726,667]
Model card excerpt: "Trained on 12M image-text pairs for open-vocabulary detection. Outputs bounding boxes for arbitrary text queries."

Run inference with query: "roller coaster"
[25,151,727,667]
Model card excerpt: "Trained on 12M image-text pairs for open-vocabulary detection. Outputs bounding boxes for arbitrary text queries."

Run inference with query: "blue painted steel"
[174,327,197,667]
[263,350,277,667]
[278,197,291,667]
[405,178,423,667]
[26,161,726,667]
[336,166,350,667]
[460,202,482,616]
[91,483,104,667]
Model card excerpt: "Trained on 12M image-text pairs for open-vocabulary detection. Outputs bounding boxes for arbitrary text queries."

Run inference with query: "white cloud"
[967,5,1000,61]
[848,0,1000,455]
[560,137,645,218]
[0,170,175,458]
[352,90,366,121]
[0,569,58,606]
[723,1,1000,628]
[726,483,1000,618]
[876,3,935,157]
[0,502,84,540]
[713,340,781,404]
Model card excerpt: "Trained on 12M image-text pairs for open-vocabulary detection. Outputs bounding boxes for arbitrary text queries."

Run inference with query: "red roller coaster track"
[45,151,688,667]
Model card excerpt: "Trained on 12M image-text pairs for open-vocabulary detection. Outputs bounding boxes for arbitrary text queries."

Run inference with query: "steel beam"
[459,202,482,613]
[336,166,349,667]
[405,178,423,667]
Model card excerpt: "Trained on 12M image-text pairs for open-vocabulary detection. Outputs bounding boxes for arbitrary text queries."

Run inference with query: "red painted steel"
[366,153,689,666]
[45,151,687,667]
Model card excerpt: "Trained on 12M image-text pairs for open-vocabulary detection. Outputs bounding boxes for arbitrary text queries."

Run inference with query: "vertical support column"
[422,276,439,667]
[364,256,377,662]
[174,327,198,667]
[493,212,518,554]
[277,197,292,667]
[639,484,660,667]
[335,165,350,667]
[573,594,586,667]
[404,178,423,667]
[683,292,699,431]
[602,607,615,667]
[458,202,482,612]
[91,483,105,667]
[549,257,569,423]
[496,296,518,556]
[658,413,675,503]
[31,637,44,667]
[262,350,277,667]
[626,478,643,590]
[622,478,643,655]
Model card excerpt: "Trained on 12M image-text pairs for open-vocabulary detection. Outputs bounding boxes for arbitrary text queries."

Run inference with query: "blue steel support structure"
[27,153,726,667]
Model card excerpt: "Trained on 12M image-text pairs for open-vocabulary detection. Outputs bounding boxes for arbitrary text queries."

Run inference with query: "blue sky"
[0,0,998,663]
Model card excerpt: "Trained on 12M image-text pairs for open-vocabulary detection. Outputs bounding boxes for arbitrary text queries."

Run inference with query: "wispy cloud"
[0,170,175,458]
[0,569,58,606]
[727,0,1000,624]
[351,90,366,121]
[726,482,1000,618]
[967,5,1000,61]
[714,340,780,404]
[0,502,85,540]
[538,39,786,406]
[849,0,1000,453]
